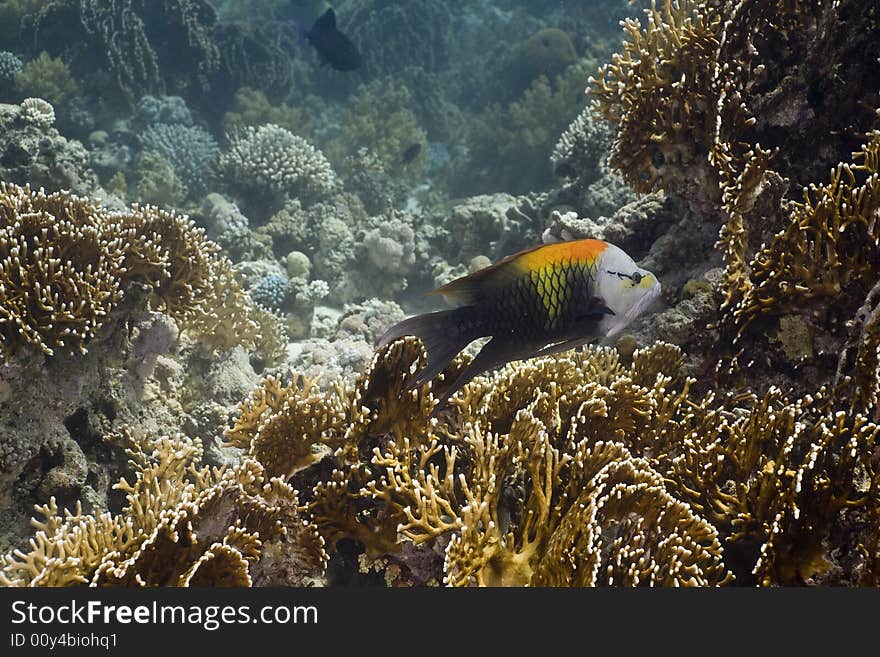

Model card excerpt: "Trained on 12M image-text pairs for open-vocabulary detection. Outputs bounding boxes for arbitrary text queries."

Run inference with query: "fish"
[376,239,661,416]
[303,8,362,72]
[401,142,422,165]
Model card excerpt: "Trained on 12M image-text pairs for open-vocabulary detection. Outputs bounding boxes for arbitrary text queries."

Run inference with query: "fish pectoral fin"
[571,298,614,323]
[590,296,616,315]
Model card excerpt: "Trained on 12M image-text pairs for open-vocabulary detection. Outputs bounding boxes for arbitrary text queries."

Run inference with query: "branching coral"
[140,123,219,198]
[224,374,346,479]
[225,338,877,586]
[724,130,880,340]
[6,335,879,586]
[0,430,327,587]
[15,51,79,105]
[0,183,126,356]
[219,124,338,205]
[0,183,272,359]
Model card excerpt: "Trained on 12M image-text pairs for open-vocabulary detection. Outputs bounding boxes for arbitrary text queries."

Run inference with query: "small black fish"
[304,8,362,72]
[402,142,422,164]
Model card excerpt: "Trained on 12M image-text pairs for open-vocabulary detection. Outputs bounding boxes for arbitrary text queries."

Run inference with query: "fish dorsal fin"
[430,242,557,305]
[315,7,336,31]
[430,239,610,305]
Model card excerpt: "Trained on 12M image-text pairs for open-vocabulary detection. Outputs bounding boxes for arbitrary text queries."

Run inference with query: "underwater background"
[0,0,878,587]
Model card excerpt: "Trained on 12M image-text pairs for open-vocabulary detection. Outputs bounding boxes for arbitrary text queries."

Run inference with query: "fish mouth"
[624,281,662,323]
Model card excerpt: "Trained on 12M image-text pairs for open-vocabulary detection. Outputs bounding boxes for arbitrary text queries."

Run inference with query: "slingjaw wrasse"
[376,239,661,415]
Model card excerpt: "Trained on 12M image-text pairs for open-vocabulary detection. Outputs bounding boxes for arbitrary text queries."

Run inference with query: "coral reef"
[0,431,326,586]
[219,124,338,212]
[14,52,79,105]
[0,100,99,196]
[182,340,878,586]
[0,183,268,357]
[430,193,543,266]
[140,123,219,199]
[338,0,453,76]
[724,129,880,342]
[586,0,880,399]
[1,0,878,592]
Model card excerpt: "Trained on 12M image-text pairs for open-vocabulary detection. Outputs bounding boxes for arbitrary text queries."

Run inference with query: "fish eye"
[632,272,643,284]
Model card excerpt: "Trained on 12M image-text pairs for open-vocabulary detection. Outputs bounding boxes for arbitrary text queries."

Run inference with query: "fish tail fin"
[428,337,534,418]
[376,308,477,392]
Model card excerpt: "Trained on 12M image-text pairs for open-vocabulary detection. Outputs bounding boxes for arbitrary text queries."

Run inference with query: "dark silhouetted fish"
[376,239,661,416]
[402,142,422,164]
[304,8,362,72]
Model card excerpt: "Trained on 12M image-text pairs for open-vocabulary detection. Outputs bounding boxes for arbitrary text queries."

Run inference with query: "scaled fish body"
[377,239,661,414]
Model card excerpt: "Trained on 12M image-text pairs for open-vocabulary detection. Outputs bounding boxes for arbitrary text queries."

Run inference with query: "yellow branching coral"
[442,413,731,587]
[111,204,221,325]
[224,374,346,479]
[252,342,733,585]
[725,130,880,339]
[226,339,875,586]
[0,430,327,587]
[0,184,126,355]
[0,183,275,359]
[652,384,880,585]
[362,349,730,587]
[589,0,730,194]
[590,0,878,359]
[7,335,879,586]
[343,337,446,446]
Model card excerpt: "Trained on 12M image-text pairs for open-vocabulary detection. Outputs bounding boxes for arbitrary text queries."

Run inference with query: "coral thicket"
[0,182,273,358]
